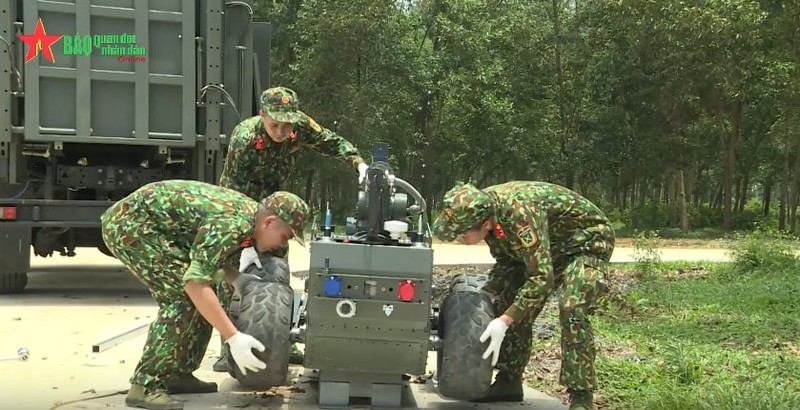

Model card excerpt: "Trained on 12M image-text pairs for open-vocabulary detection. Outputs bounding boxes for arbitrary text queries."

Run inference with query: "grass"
[526,260,800,410]
[614,227,728,241]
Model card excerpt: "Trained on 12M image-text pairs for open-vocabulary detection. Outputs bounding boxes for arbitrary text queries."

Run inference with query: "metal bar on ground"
[91,323,150,353]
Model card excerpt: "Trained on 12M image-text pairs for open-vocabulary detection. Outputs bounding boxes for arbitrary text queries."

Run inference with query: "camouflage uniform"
[218,86,365,201]
[433,181,614,408]
[100,180,308,400]
[215,86,366,368]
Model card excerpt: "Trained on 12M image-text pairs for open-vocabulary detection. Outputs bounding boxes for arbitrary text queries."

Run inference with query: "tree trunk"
[638,178,647,208]
[738,171,749,213]
[763,180,772,216]
[304,170,315,203]
[685,162,697,208]
[713,184,723,209]
[734,174,743,213]
[677,169,689,233]
[791,186,799,234]
[721,100,741,231]
[779,137,790,231]
[665,167,677,226]
[790,140,800,233]
[622,177,629,210]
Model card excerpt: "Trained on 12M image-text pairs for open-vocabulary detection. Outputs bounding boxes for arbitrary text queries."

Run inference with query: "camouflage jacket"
[114,179,258,284]
[482,181,614,321]
[218,114,364,201]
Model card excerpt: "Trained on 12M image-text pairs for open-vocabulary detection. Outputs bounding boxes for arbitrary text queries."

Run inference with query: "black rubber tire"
[0,272,28,294]
[242,253,290,285]
[227,275,293,389]
[436,273,495,401]
[97,243,115,258]
[224,254,290,378]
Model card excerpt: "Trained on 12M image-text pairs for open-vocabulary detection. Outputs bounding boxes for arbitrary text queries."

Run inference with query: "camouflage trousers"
[484,231,613,392]
[100,201,230,394]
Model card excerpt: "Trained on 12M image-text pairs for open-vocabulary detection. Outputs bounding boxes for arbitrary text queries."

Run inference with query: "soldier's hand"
[358,163,369,184]
[226,331,267,375]
[479,318,510,366]
[239,246,263,272]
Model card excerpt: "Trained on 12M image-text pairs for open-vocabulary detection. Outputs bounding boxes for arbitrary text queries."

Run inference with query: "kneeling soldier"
[432,181,614,410]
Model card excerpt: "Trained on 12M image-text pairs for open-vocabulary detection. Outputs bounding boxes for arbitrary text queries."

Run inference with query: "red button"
[398,280,416,302]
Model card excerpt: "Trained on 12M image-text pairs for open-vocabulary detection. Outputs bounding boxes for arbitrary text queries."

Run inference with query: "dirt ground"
[432,237,729,249]
[1,246,569,410]
[1,243,732,409]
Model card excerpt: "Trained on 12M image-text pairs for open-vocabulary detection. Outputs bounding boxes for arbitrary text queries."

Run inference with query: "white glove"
[358,163,369,184]
[238,246,262,272]
[226,331,267,375]
[479,318,510,366]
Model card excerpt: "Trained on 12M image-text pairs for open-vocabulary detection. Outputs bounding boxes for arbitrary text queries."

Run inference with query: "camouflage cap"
[432,182,494,242]
[260,86,304,124]
[261,191,311,246]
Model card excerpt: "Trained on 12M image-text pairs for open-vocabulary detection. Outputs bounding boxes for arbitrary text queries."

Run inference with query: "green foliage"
[567,261,800,409]
[728,227,799,272]
[631,230,664,278]
[248,0,800,235]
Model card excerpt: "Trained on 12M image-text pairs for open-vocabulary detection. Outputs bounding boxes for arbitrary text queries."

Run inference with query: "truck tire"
[0,273,28,294]
[436,273,495,401]
[227,275,293,389]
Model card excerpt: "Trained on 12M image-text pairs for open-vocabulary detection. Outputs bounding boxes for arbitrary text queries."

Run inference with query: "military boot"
[568,389,595,410]
[469,372,524,402]
[165,374,218,394]
[125,384,184,410]
[290,344,304,365]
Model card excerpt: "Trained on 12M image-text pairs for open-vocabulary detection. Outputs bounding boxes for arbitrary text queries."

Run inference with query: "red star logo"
[16,18,63,64]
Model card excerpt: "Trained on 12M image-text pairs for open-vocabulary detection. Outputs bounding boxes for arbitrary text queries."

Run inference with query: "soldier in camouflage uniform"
[100,179,309,410]
[213,85,368,370]
[218,86,368,202]
[432,181,614,410]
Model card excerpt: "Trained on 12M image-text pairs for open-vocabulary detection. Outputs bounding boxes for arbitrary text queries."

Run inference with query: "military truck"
[0,0,272,293]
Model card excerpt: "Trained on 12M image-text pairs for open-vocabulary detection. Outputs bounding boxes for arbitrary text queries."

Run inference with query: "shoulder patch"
[516,224,539,248]
[308,117,323,133]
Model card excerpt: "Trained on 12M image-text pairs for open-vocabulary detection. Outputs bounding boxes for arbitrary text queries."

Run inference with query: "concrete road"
[0,244,730,409]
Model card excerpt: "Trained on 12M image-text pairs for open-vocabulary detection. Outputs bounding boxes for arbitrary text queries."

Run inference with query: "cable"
[48,390,129,409]
[199,84,242,120]
[0,35,23,90]
[2,180,30,199]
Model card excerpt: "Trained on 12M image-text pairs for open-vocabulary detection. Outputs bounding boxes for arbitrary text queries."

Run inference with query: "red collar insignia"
[494,224,505,239]
[255,135,265,150]
[241,235,254,248]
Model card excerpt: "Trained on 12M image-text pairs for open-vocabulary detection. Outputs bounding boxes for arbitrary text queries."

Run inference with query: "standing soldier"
[431,181,614,410]
[213,85,368,370]
[100,180,309,410]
